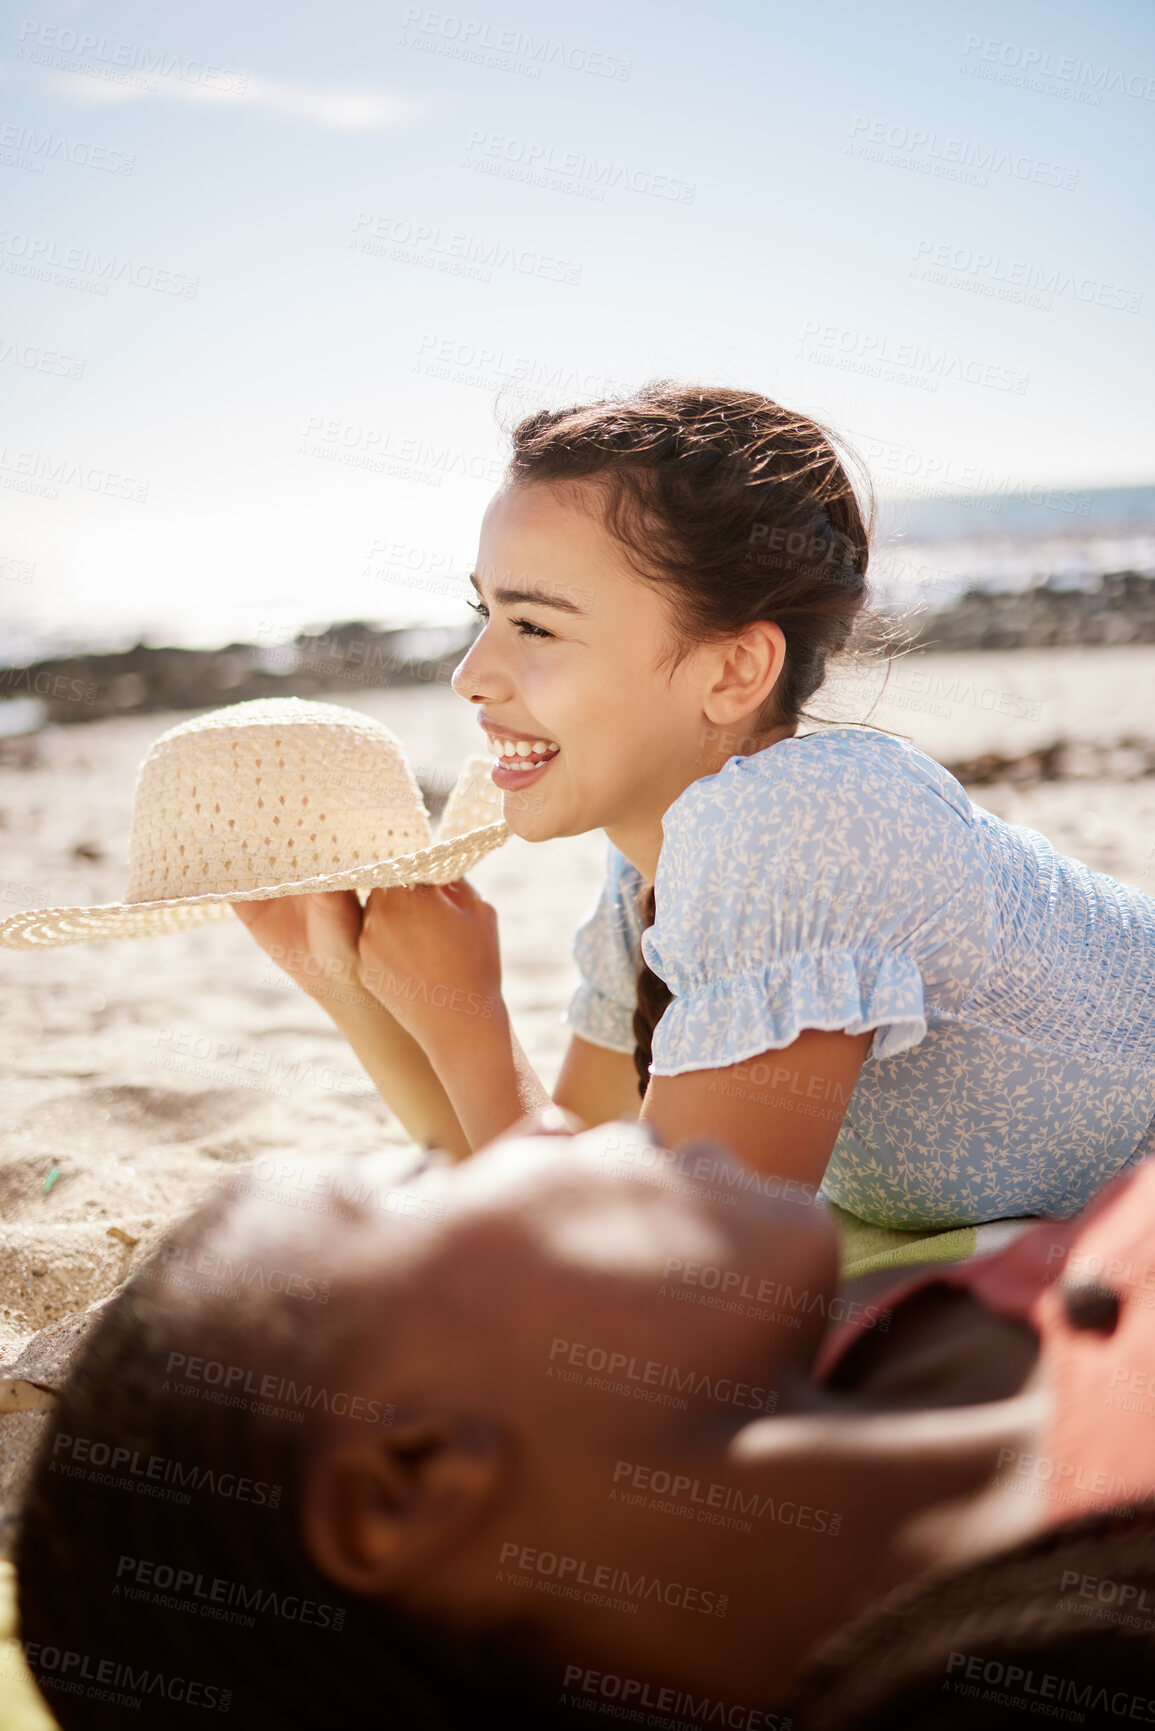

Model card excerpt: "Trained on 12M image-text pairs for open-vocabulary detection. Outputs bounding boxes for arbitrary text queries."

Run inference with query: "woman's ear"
[301,1412,505,1597]
[703,621,787,728]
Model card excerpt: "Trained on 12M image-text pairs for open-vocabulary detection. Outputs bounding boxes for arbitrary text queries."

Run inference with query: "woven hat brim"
[0,822,510,949]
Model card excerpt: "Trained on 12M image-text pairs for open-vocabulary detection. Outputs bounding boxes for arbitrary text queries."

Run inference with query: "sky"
[1,0,1152,654]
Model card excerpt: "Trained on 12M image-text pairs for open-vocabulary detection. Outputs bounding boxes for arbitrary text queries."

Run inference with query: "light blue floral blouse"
[566,727,1155,1228]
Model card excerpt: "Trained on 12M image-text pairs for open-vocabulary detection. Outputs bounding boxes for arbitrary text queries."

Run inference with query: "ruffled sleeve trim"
[648,949,927,1077]
[565,981,637,1056]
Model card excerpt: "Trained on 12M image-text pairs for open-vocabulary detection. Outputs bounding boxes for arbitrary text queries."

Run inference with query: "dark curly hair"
[502,382,876,1099]
[13,1184,566,1730]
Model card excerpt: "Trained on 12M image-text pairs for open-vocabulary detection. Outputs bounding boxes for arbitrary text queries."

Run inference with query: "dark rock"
[906,571,1155,653]
[0,621,477,727]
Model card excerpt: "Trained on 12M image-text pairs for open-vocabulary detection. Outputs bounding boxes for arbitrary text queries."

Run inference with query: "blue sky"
[1,0,1152,652]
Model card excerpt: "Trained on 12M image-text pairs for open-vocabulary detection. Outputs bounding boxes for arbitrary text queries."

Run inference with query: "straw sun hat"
[0,698,510,949]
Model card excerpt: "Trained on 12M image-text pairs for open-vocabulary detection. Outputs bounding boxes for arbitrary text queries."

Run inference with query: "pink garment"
[817,1160,1155,1524]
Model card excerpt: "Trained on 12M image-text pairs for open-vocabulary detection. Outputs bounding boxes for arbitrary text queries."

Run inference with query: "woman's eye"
[466,599,552,641]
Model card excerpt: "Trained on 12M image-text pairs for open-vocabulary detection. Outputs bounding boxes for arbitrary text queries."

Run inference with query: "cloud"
[41,67,425,130]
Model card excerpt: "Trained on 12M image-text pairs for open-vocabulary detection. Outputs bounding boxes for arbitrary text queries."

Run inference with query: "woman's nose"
[452,634,506,704]
[450,651,483,703]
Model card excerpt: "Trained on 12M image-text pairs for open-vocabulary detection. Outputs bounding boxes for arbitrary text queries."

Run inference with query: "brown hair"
[503,382,876,1099]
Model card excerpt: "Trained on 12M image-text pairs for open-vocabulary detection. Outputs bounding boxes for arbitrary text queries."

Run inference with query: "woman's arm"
[354,882,643,1148]
[553,1034,642,1128]
[231,892,472,1159]
[420,1027,642,1150]
[640,1026,873,1194]
[233,889,638,1157]
[321,995,472,1158]
[354,878,560,1151]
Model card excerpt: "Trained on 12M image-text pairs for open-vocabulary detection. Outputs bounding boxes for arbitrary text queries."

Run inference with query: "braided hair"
[504,382,877,1099]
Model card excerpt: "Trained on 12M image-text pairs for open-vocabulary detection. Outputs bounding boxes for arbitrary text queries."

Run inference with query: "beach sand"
[3,646,1155,1547]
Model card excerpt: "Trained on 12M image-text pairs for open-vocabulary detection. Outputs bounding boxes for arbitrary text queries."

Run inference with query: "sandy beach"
[4,645,1155,1549]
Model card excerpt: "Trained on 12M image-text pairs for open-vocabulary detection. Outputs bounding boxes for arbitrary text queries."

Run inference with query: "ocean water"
[869,485,1155,614]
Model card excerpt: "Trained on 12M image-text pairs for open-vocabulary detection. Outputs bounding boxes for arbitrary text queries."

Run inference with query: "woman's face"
[272,1123,845,1704]
[451,482,768,855]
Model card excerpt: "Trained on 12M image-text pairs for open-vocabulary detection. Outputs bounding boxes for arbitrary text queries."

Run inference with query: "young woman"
[235,383,1155,1226]
[15,1113,1155,1728]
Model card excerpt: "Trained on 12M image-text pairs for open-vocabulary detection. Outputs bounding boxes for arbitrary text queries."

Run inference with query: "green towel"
[833,1204,1035,1281]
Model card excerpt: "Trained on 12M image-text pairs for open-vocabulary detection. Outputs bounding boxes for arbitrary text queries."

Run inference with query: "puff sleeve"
[643,732,996,1077]
[565,841,646,1054]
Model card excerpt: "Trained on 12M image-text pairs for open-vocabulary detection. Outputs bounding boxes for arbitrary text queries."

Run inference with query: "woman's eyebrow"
[469,570,587,615]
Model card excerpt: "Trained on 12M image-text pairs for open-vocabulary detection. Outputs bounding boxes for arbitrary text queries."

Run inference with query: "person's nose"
[451,631,511,706]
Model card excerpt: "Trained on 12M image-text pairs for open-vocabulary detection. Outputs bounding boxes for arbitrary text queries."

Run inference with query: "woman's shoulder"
[666,726,974,837]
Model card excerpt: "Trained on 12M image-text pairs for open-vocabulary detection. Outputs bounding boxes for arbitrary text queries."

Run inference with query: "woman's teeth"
[491,739,560,769]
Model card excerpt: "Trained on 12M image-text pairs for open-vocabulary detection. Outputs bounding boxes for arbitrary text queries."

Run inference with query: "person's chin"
[500,795,554,841]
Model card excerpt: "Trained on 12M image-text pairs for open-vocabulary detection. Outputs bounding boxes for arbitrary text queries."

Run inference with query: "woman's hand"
[230,890,372,1013]
[357,878,504,1055]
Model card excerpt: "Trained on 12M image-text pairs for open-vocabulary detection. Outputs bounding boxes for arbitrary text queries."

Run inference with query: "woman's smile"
[478,715,562,790]
[489,750,559,791]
